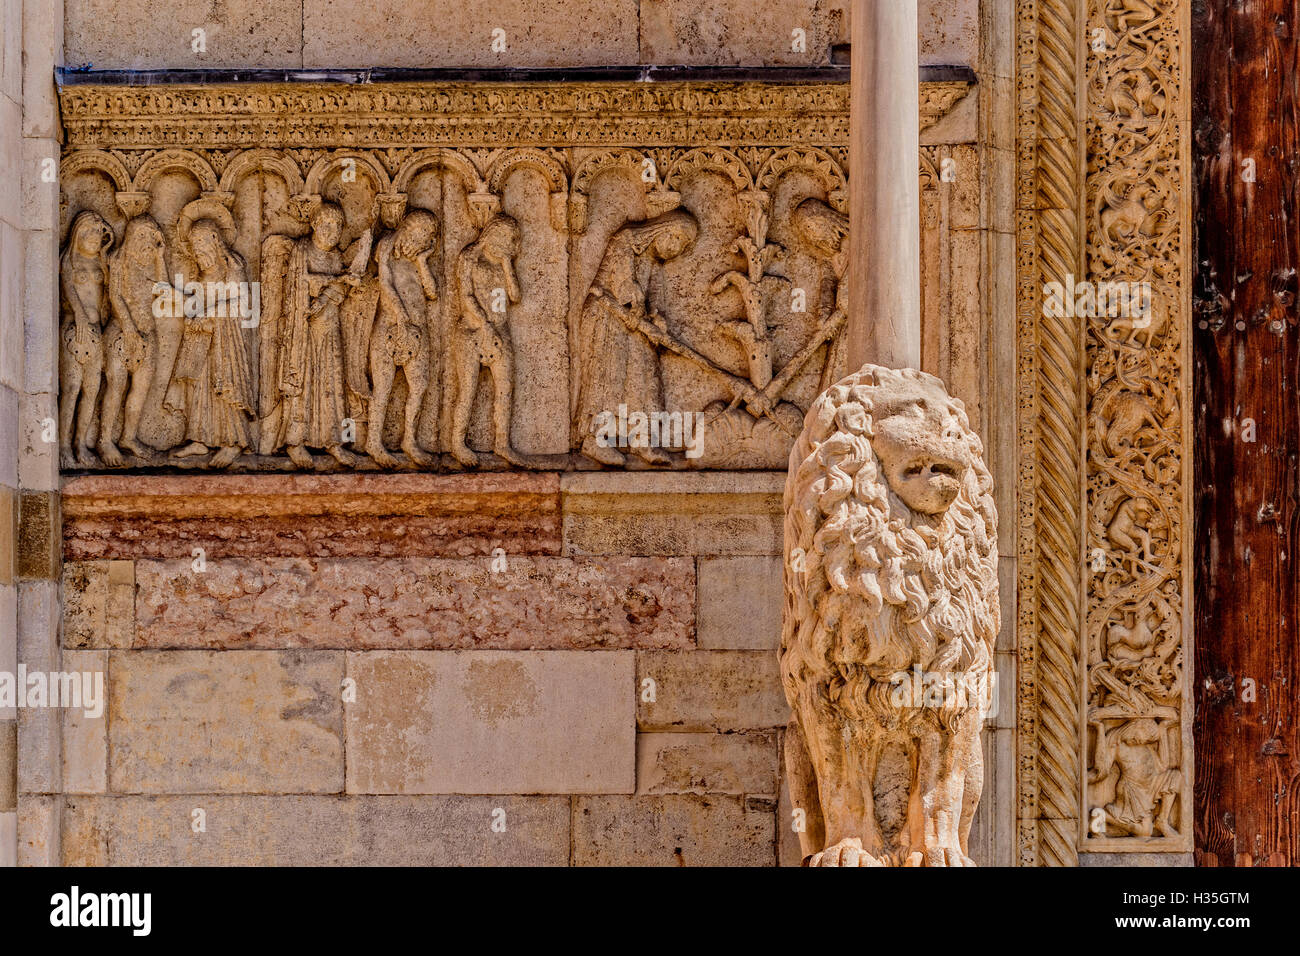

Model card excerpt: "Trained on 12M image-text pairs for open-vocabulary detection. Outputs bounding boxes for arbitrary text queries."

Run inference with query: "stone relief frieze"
[58,142,848,472]
[55,81,966,474]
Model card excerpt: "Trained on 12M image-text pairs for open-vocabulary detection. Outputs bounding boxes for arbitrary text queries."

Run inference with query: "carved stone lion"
[782,365,999,866]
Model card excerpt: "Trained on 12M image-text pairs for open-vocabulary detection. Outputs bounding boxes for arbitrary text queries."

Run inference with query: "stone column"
[845,0,922,371]
[780,1,999,867]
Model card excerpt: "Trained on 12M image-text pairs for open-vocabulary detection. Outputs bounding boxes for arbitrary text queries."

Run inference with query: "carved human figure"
[166,219,256,469]
[767,197,851,400]
[1090,717,1182,838]
[100,215,168,465]
[366,209,439,467]
[782,365,999,866]
[262,202,362,469]
[574,211,699,466]
[59,211,115,467]
[1106,496,1154,569]
[447,214,525,467]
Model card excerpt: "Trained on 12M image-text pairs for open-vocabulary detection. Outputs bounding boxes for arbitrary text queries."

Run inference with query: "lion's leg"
[799,701,884,861]
[957,716,984,862]
[907,723,970,866]
[783,718,825,863]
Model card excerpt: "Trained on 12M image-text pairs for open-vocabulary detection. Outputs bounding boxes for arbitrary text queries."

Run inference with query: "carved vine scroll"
[1016,0,1192,864]
[1081,0,1192,854]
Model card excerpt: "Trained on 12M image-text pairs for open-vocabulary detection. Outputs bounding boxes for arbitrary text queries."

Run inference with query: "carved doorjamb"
[1016,0,1193,865]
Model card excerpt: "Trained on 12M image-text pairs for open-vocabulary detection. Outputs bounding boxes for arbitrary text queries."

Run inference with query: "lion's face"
[866,378,972,515]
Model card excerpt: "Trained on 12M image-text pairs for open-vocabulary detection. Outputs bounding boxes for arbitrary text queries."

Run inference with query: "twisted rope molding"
[1017,0,1192,864]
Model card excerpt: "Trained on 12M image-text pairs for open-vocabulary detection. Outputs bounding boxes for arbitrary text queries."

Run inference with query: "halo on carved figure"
[218,148,306,196]
[304,150,393,195]
[486,147,567,194]
[60,149,133,192]
[663,147,754,194]
[132,149,219,194]
[756,146,846,200]
[175,197,237,259]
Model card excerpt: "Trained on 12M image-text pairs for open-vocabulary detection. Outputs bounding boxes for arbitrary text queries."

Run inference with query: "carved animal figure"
[782,365,999,866]
[1106,496,1154,569]
[1100,182,1162,246]
[1106,608,1158,664]
[1095,387,1177,456]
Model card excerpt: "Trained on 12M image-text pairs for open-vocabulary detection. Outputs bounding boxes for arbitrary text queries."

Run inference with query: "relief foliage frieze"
[1081,0,1191,852]
[55,81,966,474]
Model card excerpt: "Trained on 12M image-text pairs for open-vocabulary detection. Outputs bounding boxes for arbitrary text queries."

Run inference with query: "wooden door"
[1194,0,1300,866]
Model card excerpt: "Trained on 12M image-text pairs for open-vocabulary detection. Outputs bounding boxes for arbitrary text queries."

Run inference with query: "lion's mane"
[781,366,999,726]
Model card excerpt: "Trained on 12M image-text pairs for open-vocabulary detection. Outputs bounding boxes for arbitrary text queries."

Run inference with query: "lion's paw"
[806,838,885,867]
[897,842,974,867]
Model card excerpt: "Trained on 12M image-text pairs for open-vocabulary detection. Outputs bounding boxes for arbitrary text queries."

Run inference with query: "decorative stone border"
[58,79,971,149]
[1016,0,1192,864]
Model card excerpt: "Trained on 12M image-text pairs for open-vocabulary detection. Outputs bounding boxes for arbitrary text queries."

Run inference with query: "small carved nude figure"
[1090,717,1182,838]
[59,211,115,467]
[100,215,168,465]
[447,215,525,467]
[366,209,439,467]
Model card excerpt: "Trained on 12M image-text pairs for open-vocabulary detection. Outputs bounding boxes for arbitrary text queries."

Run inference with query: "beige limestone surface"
[573,794,774,866]
[635,731,777,796]
[62,794,571,865]
[637,649,788,732]
[345,650,635,794]
[696,555,782,649]
[108,650,345,794]
[64,0,978,70]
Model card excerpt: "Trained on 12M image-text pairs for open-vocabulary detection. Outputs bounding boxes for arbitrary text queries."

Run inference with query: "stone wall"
[4,0,65,869]
[54,473,793,864]
[3,0,1019,867]
[0,0,20,870]
[62,0,977,71]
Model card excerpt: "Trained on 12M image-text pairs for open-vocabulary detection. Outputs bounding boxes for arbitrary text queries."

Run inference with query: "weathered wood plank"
[1193,0,1300,867]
